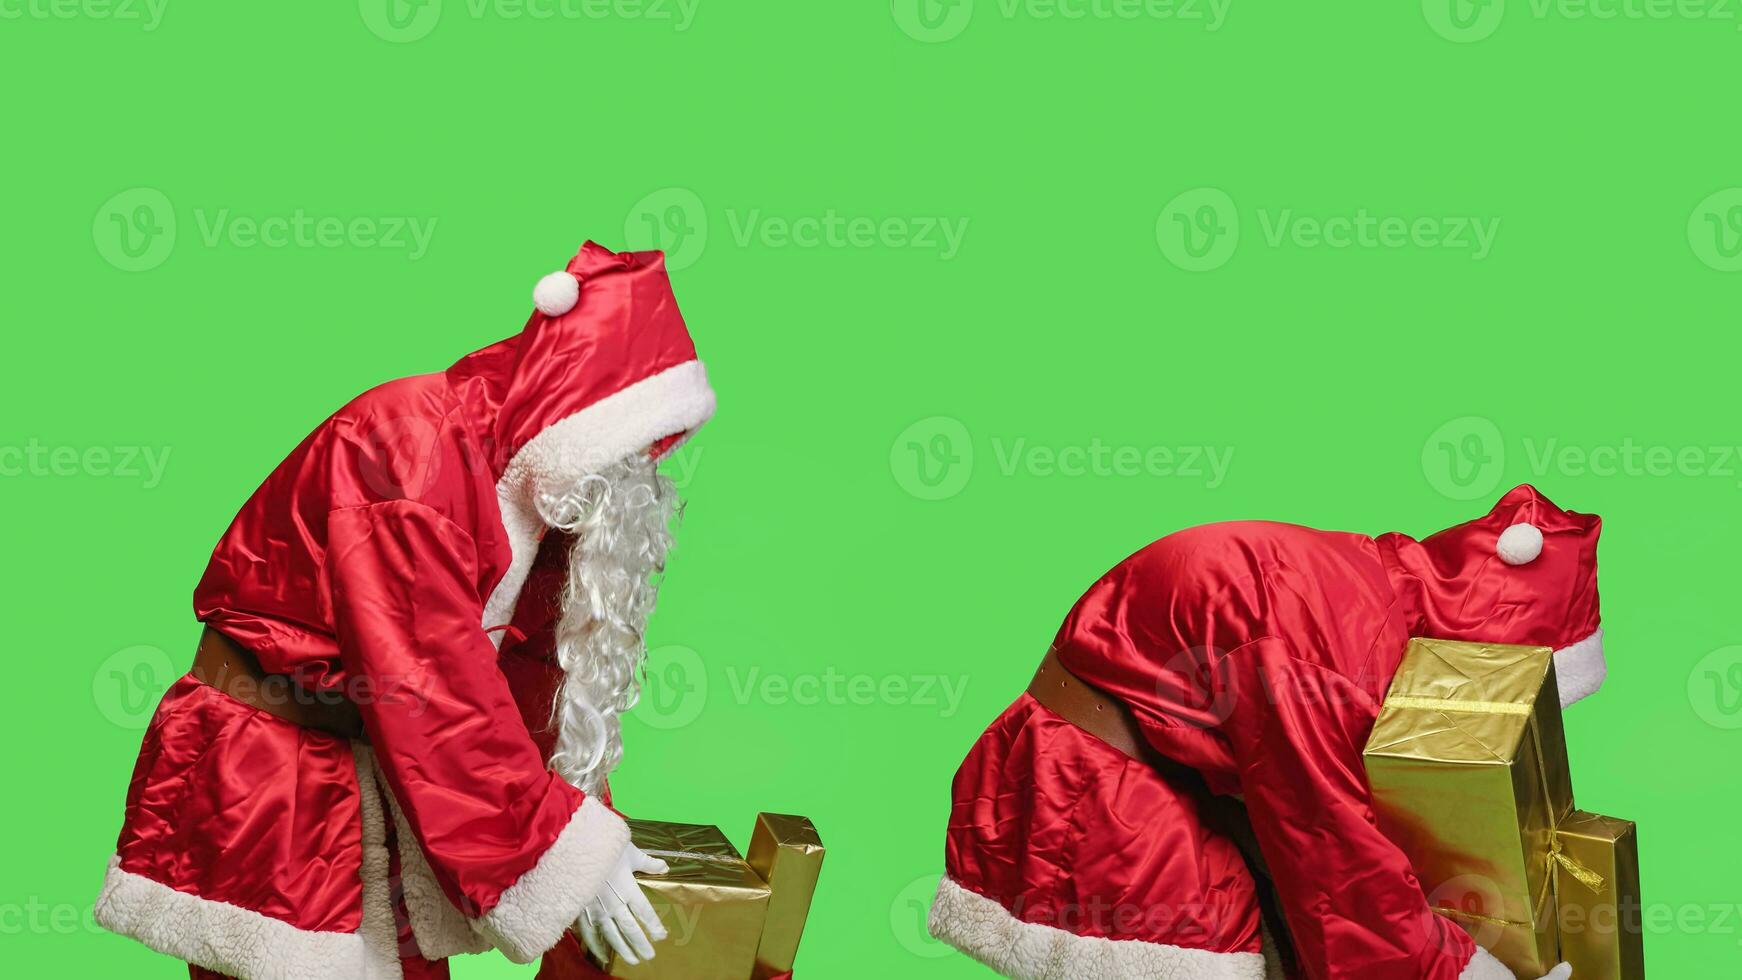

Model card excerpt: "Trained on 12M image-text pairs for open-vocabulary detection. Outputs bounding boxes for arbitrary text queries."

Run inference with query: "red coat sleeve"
[326,501,629,963]
[1216,636,1476,980]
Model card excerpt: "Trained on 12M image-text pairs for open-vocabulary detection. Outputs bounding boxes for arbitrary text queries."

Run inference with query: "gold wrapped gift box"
[745,812,825,979]
[1555,811,1645,980]
[1363,638,1644,978]
[594,813,825,980]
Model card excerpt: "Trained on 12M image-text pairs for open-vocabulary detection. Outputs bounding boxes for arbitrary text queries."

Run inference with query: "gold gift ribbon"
[643,849,745,867]
[1382,695,1533,716]
[1436,906,1523,928]
[1383,692,1607,932]
[638,848,752,882]
[1548,836,1607,893]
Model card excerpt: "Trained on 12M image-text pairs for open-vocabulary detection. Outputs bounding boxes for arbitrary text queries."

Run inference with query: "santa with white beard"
[94,242,716,980]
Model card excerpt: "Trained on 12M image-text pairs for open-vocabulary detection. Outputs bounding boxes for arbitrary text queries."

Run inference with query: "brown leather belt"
[1026,646,1159,764]
[191,627,364,740]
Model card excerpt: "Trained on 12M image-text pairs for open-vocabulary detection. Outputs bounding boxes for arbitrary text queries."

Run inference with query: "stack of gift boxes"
[590,812,825,980]
[1364,638,1645,979]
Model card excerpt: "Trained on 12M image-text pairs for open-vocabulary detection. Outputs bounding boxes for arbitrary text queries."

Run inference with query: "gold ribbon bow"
[1548,835,1607,893]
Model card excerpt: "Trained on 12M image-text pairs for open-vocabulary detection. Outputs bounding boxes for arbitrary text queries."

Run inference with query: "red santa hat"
[447,241,716,637]
[1380,484,1606,706]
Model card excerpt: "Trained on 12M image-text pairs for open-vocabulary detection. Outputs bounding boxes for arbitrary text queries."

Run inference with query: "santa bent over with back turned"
[94,242,716,979]
[929,485,1606,980]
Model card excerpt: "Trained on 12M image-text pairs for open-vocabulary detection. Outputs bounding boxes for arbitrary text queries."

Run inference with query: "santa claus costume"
[94,242,716,979]
[930,485,1605,980]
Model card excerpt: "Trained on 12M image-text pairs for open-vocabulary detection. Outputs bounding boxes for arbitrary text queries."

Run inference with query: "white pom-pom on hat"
[533,271,580,316]
[1497,522,1544,565]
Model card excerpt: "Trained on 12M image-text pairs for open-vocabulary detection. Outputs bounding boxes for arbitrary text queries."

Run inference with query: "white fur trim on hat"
[927,876,1267,980]
[533,271,580,317]
[1497,522,1544,565]
[1553,628,1606,708]
[470,795,630,964]
[480,359,715,645]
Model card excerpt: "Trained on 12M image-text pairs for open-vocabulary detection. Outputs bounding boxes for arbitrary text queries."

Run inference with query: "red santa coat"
[931,485,1606,980]
[94,243,717,980]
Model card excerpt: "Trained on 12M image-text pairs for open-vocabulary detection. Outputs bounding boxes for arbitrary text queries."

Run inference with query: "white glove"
[573,843,670,967]
[1459,946,1571,980]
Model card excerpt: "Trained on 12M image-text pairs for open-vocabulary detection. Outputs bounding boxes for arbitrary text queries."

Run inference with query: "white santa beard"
[537,454,680,797]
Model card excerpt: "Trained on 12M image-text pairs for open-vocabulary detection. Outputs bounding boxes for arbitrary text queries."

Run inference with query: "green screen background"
[3,1,1738,975]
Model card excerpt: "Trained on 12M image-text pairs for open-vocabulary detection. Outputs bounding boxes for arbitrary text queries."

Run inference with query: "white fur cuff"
[1554,628,1606,708]
[927,876,1267,980]
[471,795,630,964]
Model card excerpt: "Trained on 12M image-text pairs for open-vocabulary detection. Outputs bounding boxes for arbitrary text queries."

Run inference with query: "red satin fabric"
[947,694,1263,952]
[120,540,583,938]
[107,242,705,959]
[945,485,1601,980]
[497,532,579,762]
[461,243,699,478]
[326,501,584,916]
[1381,484,1601,650]
[120,674,363,932]
[188,782,453,979]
